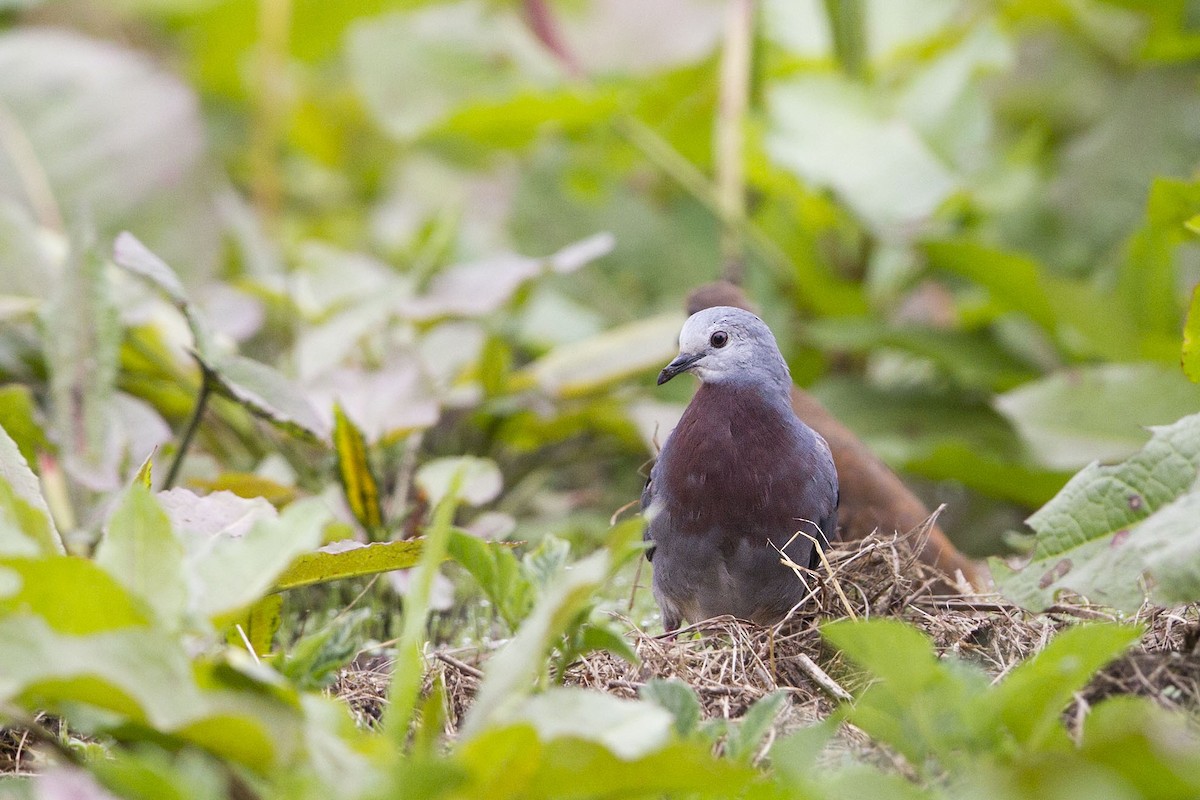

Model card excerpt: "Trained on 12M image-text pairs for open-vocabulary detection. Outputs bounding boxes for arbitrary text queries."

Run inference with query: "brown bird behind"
[686,281,987,590]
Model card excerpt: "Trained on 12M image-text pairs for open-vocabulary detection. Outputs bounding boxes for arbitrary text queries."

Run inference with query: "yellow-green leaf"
[1183,284,1200,383]
[272,540,425,592]
[332,404,383,531]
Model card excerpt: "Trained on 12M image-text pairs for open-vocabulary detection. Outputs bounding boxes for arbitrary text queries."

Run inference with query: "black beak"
[657,352,703,385]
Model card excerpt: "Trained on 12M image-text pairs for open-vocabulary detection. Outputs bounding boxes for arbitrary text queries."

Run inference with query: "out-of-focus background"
[1,0,1198,580]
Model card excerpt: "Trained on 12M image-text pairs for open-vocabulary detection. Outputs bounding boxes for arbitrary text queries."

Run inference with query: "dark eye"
[710,331,729,348]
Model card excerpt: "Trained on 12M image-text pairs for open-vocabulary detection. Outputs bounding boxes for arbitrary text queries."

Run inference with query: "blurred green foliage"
[1,0,1200,797]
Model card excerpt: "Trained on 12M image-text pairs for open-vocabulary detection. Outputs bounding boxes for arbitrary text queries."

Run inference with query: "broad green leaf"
[112,231,217,360]
[640,679,703,738]
[416,456,502,507]
[189,473,297,506]
[0,423,61,555]
[502,688,674,760]
[992,623,1140,749]
[202,352,329,442]
[42,244,121,489]
[725,691,787,762]
[454,726,756,800]
[272,540,425,592]
[0,385,49,466]
[1076,697,1200,797]
[240,594,282,658]
[183,497,329,621]
[995,364,1200,470]
[1183,283,1200,383]
[1118,178,1200,342]
[522,313,685,398]
[114,233,327,440]
[924,239,1143,360]
[906,442,1072,509]
[996,412,1200,610]
[461,549,610,736]
[95,486,187,627]
[767,74,956,234]
[402,234,614,320]
[385,469,465,744]
[822,619,992,769]
[346,1,560,141]
[804,317,1037,392]
[332,404,383,532]
[0,557,149,633]
[0,30,216,273]
[447,530,530,629]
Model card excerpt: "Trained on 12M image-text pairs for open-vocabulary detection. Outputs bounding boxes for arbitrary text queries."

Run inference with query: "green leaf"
[461,549,610,736]
[95,486,187,627]
[521,312,686,398]
[385,468,465,745]
[502,688,674,760]
[202,352,329,442]
[332,404,383,532]
[0,556,150,633]
[822,619,992,769]
[114,233,328,441]
[725,691,788,762]
[995,364,1200,470]
[0,423,62,555]
[42,243,121,489]
[0,31,215,269]
[182,497,329,621]
[415,456,502,507]
[804,317,1038,392]
[1183,283,1200,383]
[240,594,282,659]
[640,679,703,738]
[767,74,958,235]
[992,623,1140,749]
[446,530,530,629]
[272,539,425,592]
[996,412,1200,610]
[346,2,560,141]
[0,385,49,467]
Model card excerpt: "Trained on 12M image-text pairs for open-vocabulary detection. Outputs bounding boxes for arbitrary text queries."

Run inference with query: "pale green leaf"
[461,549,609,736]
[522,312,686,397]
[502,688,673,759]
[42,244,121,489]
[272,540,425,592]
[995,364,1200,470]
[996,412,1200,610]
[95,486,187,627]
[416,456,502,507]
[0,423,61,555]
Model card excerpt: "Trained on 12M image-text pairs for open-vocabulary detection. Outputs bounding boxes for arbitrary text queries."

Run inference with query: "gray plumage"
[643,306,839,631]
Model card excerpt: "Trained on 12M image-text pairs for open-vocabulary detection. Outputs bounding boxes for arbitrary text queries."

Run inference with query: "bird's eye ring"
[710,331,729,348]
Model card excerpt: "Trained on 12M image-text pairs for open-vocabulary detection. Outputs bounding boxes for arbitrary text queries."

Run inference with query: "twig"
[435,650,484,679]
[163,369,212,490]
[792,652,852,702]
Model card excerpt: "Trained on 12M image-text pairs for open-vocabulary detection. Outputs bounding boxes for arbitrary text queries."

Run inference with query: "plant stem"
[163,371,211,490]
[383,470,464,747]
[251,0,292,228]
[715,0,755,285]
[822,0,867,79]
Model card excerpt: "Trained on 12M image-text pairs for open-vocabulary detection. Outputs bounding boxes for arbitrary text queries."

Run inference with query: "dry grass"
[385,528,1200,743]
[5,531,1198,775]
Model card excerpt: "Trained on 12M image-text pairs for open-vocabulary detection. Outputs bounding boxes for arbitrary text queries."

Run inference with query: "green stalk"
[822,0,867,79]
[715,0,756,284]
[383,470,464,747]
[162,372,211,490]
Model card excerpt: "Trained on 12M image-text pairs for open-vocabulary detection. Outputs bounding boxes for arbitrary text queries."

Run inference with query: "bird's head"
[657,306,790,388]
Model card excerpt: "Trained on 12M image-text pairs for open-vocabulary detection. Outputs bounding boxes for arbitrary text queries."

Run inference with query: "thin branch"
[163,368,212,490]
